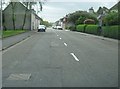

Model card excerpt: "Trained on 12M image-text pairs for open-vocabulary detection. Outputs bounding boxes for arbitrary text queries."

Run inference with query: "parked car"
[52,26,57,29]
[38,25,46,32]
[57,26,63,30]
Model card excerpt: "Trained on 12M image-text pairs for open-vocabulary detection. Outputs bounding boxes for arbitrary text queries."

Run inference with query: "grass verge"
[3,30,27,38]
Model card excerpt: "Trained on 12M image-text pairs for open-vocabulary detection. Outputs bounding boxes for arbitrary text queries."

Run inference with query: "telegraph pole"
[0,0,2,38]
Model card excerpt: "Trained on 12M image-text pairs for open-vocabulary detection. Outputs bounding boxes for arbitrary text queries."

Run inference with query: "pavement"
[2,31,35,50]
[2,28,118,87]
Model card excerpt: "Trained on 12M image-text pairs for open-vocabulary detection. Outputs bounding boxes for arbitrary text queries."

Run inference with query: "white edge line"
[70,53,79,61]
[64,43,67,46]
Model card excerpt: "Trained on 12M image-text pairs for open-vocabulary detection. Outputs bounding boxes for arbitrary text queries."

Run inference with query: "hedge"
[76,24,119,39]
[85,25,98,35]
[103,26,119,39]
[76,24,87,32]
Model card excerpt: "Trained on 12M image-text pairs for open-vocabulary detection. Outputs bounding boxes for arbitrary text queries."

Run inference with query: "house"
[109,1,119,12]
[89,7,94,14]
[97,6,109,15]
[2,2,41,30]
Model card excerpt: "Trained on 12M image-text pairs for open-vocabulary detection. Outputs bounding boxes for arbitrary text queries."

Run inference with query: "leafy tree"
[103,12,118,26]
[11,2,17,30]
[22,1,43,30]
[67,11,97,25]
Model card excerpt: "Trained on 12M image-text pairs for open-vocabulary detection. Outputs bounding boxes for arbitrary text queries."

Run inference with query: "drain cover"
[7,74,31,80]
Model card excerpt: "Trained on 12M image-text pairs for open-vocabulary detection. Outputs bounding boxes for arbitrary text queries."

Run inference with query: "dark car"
[38,25,46,32]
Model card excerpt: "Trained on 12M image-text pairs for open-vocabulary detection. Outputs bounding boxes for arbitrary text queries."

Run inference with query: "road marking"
[70,53,79,61]
[57,35,59,36]
[64,43,67,46]
[59,38,62,40]
[2,35,33,54]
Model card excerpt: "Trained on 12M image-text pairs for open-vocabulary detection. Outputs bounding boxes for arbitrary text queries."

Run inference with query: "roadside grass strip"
[3,30,27,38]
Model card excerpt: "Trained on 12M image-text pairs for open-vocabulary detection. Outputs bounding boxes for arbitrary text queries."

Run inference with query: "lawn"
[3,30,27,38]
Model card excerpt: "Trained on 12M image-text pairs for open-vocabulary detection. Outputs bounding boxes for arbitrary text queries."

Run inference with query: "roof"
[97,6,109,14]
[109,1,119,11]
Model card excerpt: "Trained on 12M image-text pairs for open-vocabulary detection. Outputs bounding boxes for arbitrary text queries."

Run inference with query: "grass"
[3,30,27,38]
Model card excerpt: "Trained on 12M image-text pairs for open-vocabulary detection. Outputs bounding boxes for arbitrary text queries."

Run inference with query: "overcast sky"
[2,0,118,22]
[37,0,118,22]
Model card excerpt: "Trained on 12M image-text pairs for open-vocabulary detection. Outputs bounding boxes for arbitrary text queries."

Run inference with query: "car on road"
[52,26,57,29]
[56,26,63,30]
[38,25,46,32]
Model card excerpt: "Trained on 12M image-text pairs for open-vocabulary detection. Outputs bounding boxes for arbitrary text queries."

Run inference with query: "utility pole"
[0,0,2,38]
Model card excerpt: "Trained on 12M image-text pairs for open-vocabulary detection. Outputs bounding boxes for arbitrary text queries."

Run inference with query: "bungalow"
[2,2,41,30]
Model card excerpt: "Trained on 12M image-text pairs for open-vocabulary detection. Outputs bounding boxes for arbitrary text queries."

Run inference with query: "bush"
[103,12,118,26]
[103,26,119,39]
[85,25,98,35]
[76,24,87,32]
[69,26,76,31]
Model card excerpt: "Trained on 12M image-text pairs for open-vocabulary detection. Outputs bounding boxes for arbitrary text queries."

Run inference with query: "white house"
[2,2,41,30]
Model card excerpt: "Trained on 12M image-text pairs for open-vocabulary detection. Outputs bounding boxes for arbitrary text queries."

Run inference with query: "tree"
[103,12,118,26]
[11,2,17,30]
[67,11,97,25]
[22,1,43,30]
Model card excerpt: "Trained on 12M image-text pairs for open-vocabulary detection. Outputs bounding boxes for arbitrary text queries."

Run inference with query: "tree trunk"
[11,2,16,30]
[22,3,29,30]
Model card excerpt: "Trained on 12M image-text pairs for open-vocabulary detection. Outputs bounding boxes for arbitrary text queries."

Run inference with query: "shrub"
[103,12,118,26]
[103,25,119,39]
[69,26,76,31]
[85,25,98,35]
[76,24,87,32]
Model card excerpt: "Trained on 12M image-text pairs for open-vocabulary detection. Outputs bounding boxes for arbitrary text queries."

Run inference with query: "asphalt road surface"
[2,28,118,87]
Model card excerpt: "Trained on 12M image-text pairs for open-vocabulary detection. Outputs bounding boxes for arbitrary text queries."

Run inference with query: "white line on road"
[70,53,79,61]
[64,43,67,46]
[57,35,59,36]
[59,38,62,40]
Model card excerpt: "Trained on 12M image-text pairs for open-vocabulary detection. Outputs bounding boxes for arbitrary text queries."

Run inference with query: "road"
[2,28,118,87]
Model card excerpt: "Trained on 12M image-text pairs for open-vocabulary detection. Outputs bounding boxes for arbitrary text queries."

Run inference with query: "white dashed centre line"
[59,38,62,40]
[70,53,79,61]
[57,35,59,36]
[64,43,67,46]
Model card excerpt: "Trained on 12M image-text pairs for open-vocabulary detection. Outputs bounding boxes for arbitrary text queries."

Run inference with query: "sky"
[37,0,118,22]
[1,0,118,22]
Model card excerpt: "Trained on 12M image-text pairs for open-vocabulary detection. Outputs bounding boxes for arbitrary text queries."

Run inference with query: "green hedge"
[103,26,118,39]
[76,24,87,32]
[85,25,98,35]
[76,24,119,39]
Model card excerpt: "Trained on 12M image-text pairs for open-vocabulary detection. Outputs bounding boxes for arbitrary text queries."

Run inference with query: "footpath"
[2,31,35,50]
